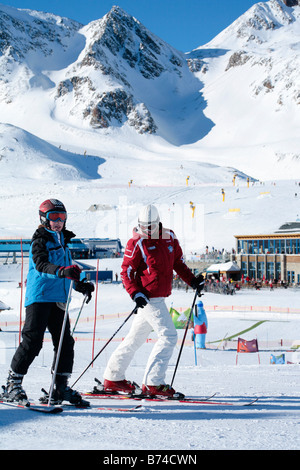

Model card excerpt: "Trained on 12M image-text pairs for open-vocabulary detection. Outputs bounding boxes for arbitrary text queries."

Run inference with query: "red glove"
[58,265,81,281]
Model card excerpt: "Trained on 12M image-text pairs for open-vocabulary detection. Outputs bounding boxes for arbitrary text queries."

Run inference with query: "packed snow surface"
[0,0,299,453]
[0,261,299,451]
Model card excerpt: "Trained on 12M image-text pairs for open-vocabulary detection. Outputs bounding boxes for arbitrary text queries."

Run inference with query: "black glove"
[133,292,149,310]
[58,265,81,281]
[191,274,205,294]
[75,280,95,304]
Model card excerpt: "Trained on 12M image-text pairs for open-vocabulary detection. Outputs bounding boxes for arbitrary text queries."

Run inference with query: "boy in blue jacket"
[1,199,94,406]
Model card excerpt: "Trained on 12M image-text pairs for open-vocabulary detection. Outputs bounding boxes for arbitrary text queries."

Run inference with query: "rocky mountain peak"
[84,5,183,79]
[55,5,195,139]
[0,6,81,62]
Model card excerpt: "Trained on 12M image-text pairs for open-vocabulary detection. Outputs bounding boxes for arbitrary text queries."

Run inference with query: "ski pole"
[48,280,74,406]
[194,331,197,366]
[171,289,199,388]
[71,294,87,336]
[71,305,138,388]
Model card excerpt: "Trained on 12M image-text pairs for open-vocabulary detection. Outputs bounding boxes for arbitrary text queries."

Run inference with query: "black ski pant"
[10,302,75,376]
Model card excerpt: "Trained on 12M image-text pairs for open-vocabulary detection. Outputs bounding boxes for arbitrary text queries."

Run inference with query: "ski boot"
[40,373,90,408]
[103,379,141,395]
[1,370,29,405]
[142,384,185,399]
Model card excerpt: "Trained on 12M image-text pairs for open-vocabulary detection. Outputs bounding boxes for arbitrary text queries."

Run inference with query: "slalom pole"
[194,331,197,366]
[170,289,199,388]
[71,305,138,388]
[193,303,198,366]
[47,280,74,406]
[71,294,87,336]
[18,238,24,345]
[91,259,99,366]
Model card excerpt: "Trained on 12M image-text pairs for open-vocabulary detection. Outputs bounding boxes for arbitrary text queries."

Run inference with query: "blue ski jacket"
[25,226,75,307]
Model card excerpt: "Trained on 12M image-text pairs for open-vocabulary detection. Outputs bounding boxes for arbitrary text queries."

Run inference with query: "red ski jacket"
[121,224,196,299]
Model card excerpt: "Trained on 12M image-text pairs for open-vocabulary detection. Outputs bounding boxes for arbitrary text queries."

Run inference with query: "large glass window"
[275,262,281,280]
[249,261,256,279]
[268,240,275,254]
[238,237,300,255]
[266,262,274,280]
[275,239,281,254]
[292,239,297,254]
[257,262,265,279]
[238,239,246,253]
[287,271,295,283]
[241,261,247,276]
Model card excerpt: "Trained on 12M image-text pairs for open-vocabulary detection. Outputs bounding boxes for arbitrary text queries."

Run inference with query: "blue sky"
[1,0,259,51]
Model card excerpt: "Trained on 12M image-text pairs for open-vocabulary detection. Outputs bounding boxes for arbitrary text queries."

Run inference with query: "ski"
[82,393,258,406]
[83,391,217,403]
[96,404,143,413]
[84,378,214,401]
[83,379,258,406]
[0,399,63,414]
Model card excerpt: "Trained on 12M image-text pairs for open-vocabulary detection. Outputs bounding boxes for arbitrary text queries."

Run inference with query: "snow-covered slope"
[0,1,300,250]
[0,123,104,180]
[1,3,300,451]
[0,264,300,450]
[187,0,300,179]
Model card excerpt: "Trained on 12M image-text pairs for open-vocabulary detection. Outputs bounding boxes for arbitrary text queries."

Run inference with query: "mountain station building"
[234,222,300,284]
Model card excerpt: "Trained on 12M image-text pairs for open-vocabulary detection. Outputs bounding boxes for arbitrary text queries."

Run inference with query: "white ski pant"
[103,297,177,385]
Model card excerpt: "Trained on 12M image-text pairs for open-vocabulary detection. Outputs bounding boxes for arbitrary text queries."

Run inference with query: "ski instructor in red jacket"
[103,204,204,398]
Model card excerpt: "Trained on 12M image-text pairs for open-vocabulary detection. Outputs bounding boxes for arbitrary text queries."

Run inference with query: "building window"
[257,262,265,279]
[275,239,281,254]
[237,239,245,253]
[249,261,256,279]
[285,239,290,253]
[237,236,300,255]
[292,239,298,254]
[268,240,275,254]
[287,271,295,283]
[241,261,247,276]
[275,262,281,280]
[266,262,274,280]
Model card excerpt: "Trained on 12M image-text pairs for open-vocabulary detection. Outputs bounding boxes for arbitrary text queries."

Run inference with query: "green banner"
[207,320,267,344]
[169,307,192,329]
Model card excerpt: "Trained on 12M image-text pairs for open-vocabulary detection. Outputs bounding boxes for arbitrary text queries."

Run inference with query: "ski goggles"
[139,222,159,235]
[46,211,67,222]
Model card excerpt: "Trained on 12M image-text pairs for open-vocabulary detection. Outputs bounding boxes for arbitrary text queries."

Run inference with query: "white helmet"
[138,204,160,237]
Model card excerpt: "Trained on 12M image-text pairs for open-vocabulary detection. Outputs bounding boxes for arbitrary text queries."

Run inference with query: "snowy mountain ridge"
[199,0,300,109]
[0,3,205,145]
[0,0,299,158]
[0,1,300,248]
[186,0,300,179]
